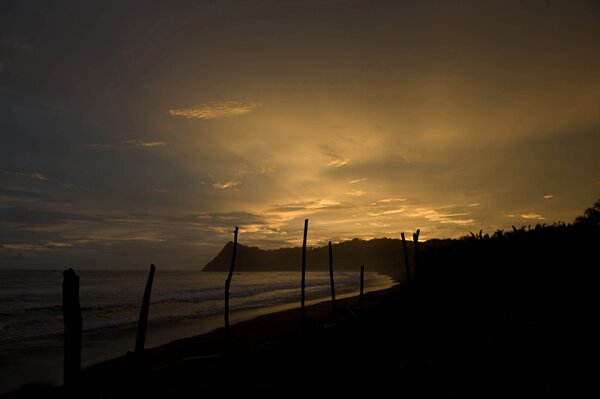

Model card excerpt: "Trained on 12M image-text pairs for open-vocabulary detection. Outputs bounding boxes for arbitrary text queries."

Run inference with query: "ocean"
[0,269,394,394]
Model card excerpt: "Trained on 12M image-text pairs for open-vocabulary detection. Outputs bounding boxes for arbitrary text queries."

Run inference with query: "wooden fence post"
[359,264,365,312]
[328,241,337,323]
[135,264,156,355]
[301,219,308,328]
[401,232,412,286]
[225,226,239,333]
[413,229,421,282]
[62,268,81,389]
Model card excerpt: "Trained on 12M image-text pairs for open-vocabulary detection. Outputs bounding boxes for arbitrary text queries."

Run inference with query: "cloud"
[86,139,166,151]
[367,207,407,217]
[346,189,365,197]
[520,213,546,220]
[0,206,102,225]
[2,243,48,252]
[543,195,553,199]
[327,158,350,167]
[169,101,262,120]
[270,199,342,213]
[348,178,367,184]
[377,198,407,203]
[320,145,350,168]
[1,37,35,53]
[45,241,73,248]
[212,180,241,190]
[409,208,474,226]
[370,222,391,227]
[467,203,481,207]
[0,187,47,200]
[3,170,48,181]
[123,139,166,148]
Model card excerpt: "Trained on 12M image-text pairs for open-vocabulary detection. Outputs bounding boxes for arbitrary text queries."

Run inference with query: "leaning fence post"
[225,226,239,334]
[135,264,156,355]
[328,241,337,323]
[62,268,81,389]
[413,229,421,282]
[401,232,412,286]
[301,219,308,328]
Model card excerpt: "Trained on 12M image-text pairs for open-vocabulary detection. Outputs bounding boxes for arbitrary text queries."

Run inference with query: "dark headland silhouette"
[3,199,598,398]
[203,237,416,282]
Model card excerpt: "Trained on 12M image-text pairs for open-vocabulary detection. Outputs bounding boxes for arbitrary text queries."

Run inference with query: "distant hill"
[202,238,417,282]
[203,198,600,283]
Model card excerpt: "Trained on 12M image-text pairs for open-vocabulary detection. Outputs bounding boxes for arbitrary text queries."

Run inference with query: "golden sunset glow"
[1,0,599,269]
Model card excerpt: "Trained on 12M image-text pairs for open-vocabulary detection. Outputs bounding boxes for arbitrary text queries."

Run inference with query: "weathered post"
[135,264,156,355]
[62,268,82,389]
[359,264,365,311]
[224,226,239,332]
[301,219,308,328]
[401,232,412,286]
[413,229,421,282]
[328,241,337,323]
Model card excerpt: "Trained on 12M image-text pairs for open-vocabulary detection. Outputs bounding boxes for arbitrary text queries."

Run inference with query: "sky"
[1,0,599,269]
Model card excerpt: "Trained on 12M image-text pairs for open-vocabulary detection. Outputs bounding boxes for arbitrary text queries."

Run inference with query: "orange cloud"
[169,101,262,120]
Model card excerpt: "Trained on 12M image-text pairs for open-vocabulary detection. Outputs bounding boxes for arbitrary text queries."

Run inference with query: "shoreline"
[76,284,402,394]
[0,281,396,396]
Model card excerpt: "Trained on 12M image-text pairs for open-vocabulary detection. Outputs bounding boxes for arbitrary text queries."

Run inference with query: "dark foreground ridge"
[3,200,598,398]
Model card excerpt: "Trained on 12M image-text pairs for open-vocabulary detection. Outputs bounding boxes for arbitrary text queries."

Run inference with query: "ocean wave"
[0,271,393,348]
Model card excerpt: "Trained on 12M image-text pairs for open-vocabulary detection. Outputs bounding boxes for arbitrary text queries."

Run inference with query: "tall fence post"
[135,264,156,356]
[359,264,365,312]
[413,229,421,282]
[401,232,412,286]
[62,268,81,390]
[301,219,308,328]
[328,241,337,323]
[225,226,239,334]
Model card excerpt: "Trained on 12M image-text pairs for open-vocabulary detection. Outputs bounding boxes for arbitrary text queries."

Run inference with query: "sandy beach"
[4,279,577,398]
